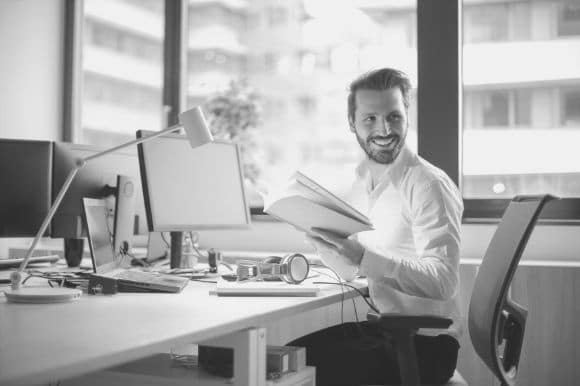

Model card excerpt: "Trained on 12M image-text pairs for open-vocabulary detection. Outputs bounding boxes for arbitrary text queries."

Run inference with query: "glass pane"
[462,0,580,199]
[80,0,165,149]
[186,0,417,207]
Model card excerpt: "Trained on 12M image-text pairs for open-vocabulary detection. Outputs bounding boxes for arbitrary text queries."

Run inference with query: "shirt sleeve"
[358,180,463,300]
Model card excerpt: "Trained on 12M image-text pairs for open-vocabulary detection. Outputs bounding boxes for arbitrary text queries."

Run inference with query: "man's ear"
[348,118,355,133]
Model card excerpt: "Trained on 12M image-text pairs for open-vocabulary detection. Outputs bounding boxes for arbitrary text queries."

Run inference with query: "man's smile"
[369,135,398,150]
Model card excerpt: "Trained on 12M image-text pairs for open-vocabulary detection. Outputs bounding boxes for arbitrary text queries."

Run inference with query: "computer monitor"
[137,131,251,267]
[0,139,53,238]
[51,142,147,240]
[0,139,146,262]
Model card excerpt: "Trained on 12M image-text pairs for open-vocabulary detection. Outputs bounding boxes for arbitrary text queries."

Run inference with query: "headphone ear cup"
[282,253,309,284]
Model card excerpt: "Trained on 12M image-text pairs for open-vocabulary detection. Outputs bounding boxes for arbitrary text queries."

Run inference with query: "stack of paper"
[215,278,320,297]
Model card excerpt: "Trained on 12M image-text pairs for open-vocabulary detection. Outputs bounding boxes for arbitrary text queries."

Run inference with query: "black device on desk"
[136,132,251,268]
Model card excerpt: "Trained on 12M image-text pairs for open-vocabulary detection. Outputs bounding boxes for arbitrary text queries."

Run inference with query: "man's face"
[350,88,408,164]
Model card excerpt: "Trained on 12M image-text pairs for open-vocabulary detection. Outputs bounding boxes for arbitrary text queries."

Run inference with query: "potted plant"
[203,79,264,204]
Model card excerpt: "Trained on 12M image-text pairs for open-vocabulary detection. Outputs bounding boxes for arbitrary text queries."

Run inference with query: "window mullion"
[416,0,462,187]
[163,0,187,127]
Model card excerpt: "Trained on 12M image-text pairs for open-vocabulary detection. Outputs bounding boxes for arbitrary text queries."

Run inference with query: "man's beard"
[356,132,406,164]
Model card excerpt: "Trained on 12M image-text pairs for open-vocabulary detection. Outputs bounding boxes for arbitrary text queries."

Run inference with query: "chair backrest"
[468,195,555,386]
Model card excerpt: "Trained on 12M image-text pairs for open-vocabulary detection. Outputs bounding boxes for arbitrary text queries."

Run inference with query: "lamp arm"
[11,161,84,289]
[84,123,182,162]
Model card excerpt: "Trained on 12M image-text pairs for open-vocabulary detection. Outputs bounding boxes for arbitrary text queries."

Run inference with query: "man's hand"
[306,228,365,267]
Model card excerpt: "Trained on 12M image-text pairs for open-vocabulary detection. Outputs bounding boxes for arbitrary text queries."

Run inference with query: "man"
[288,68,463,385]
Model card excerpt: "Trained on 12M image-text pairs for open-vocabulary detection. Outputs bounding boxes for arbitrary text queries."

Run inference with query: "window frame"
[63,0,580,223]
[420,0,580,224]
[63,0,183,142]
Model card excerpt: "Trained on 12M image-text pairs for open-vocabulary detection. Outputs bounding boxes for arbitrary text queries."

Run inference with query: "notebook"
[82,198,188,293]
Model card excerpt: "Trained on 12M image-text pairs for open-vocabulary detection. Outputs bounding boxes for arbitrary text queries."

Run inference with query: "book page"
[290,172,371,225]
[264,195,373,238]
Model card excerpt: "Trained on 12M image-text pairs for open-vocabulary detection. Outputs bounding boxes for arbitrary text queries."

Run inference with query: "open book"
[263,172,373,237]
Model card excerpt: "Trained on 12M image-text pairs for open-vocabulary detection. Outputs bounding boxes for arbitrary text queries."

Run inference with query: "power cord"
[311,263,380,320]
[313,281,379,314]
[21,270,76,288]
[311,263,346,324]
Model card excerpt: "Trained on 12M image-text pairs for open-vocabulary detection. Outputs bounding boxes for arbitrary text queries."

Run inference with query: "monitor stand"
[170,231,183,269]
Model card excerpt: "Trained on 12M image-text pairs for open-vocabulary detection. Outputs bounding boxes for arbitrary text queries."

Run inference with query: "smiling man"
[287,68,464,386]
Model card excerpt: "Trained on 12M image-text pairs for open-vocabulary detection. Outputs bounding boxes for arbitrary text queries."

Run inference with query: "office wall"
[0,0,64,140]
[0,0,65,257]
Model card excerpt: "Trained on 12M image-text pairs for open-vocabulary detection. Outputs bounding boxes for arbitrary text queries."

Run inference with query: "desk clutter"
[1,250,325,300]
[198,345,307,380]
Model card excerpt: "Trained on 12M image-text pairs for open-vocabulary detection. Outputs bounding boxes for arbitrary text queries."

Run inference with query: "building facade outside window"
[80,0,165,149]
[462,0,580,200]
[184,0,418,206]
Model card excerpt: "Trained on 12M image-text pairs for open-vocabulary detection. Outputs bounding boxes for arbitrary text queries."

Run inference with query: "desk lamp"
[4,106,213,303]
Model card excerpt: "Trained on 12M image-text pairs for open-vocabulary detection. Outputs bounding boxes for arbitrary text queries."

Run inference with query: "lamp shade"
[179,106,213,148]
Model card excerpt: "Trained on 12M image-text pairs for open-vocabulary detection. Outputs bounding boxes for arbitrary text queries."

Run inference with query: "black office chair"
[367,194,555,386]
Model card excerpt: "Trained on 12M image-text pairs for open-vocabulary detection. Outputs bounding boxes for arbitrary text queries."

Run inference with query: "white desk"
[0,275,367,385]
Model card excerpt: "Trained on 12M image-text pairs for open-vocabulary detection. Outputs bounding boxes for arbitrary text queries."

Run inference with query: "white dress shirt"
[322,144,464,337]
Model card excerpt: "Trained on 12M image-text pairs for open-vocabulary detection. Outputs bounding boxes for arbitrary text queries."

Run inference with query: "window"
[464,89,531,129]
[558,2,580,37]
[184,0,418,208]
[77,0,165,149]
[464,3,508,43]
[482,91,509,127]
[562,88,580,126]
[462,0,580,217]
[65,0,580,221]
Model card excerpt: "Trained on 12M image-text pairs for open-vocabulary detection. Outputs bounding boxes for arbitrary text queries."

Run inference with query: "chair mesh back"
[468,195,553,386]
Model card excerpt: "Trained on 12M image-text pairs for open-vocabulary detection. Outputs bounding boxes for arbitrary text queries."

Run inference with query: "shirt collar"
[355,144,414,189]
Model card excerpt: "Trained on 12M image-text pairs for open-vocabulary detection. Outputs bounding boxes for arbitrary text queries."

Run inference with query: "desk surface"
[0,276,365,385]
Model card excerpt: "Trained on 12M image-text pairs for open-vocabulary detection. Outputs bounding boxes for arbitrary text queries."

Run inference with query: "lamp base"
[4,287,82,303]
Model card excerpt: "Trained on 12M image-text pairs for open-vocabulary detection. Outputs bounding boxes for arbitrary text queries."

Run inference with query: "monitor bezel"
[136,130,252,232]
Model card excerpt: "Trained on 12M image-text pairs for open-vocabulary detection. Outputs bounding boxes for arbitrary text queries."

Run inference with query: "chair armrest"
[367,311,453,330]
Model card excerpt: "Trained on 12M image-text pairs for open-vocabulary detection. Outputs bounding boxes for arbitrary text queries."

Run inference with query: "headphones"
[235,253,310,284]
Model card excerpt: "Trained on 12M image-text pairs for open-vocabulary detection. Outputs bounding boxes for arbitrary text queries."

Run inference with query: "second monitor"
[136,131,251,267]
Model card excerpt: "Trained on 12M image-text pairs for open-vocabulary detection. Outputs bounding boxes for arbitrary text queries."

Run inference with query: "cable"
[21,271,70,289]
[352,295,360,323]
[314,281,379,314]
[190,240,208,260]
[311,264,345,325]
[160,232,171,248]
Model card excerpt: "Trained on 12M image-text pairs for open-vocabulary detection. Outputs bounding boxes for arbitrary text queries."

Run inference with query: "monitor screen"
[81,198,117,273]
[0,139,53,237]
[137,132,251,232]
[52,143,147,239]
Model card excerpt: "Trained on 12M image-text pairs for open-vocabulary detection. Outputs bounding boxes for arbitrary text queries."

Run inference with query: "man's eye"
[389,114,402,121]
[363,116,376,122]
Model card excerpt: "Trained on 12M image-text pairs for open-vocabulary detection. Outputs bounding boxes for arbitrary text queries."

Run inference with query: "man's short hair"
[347,68,412,125]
